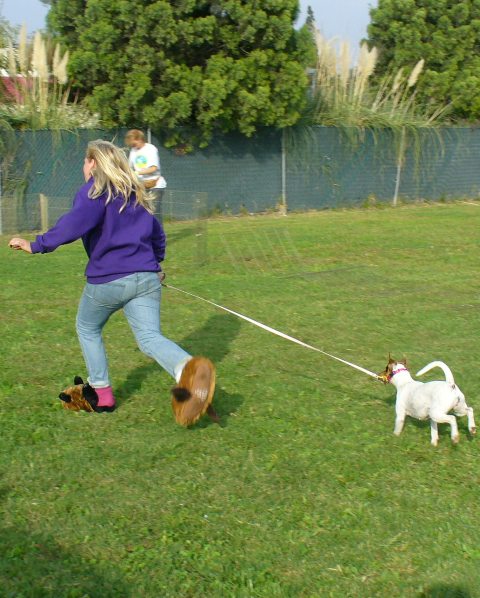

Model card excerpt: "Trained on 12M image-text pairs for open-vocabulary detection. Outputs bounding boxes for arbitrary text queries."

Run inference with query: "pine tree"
[306,5,315,27]
[47,0,313,146]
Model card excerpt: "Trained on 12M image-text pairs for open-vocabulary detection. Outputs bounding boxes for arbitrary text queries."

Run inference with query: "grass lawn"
[1,202,480,597]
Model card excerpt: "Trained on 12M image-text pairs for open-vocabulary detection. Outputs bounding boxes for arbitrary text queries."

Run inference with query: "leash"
[162,282,382,382]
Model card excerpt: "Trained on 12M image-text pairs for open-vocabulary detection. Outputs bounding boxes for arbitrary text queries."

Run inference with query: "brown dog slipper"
[58,376,99,412]
[171,356,216,426]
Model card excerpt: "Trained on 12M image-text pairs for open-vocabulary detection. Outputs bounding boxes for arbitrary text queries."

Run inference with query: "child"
[125,129,166,222]
[9,140,215,424]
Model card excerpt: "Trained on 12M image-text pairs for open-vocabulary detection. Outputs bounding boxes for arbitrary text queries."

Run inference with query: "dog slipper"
[171,356,216,426]
[59,376,99,412]
[58,376,117,413]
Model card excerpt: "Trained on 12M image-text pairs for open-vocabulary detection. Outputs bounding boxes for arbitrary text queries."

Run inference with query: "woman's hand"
[158,271,166,283]
[9,238,32,253]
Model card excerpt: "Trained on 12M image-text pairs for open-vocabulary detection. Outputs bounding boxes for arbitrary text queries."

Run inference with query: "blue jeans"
[76,272,191,387]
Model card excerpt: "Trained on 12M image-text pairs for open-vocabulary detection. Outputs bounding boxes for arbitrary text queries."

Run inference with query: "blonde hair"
[125,129,145,143]
[86,139,153,213]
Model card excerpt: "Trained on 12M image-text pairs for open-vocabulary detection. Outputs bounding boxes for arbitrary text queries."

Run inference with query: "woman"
[9,140,215,425]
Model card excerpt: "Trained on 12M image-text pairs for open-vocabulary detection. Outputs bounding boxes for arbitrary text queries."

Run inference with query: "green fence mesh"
[286,127,480,208]
[1,126,480,233]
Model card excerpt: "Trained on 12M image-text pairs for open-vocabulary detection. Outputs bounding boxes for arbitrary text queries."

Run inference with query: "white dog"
[380,358,476,446]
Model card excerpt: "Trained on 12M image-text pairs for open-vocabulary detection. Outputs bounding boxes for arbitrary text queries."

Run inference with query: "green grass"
[1,202,480,597]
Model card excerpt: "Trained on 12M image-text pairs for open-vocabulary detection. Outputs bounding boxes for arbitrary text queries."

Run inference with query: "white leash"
[163,283,382,381]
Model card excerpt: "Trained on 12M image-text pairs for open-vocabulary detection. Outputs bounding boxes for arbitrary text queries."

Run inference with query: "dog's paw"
[451,434,460,445]
[470,427,476,436]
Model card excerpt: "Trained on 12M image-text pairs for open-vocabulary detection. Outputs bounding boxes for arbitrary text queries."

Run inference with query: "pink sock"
[94,386,116,408]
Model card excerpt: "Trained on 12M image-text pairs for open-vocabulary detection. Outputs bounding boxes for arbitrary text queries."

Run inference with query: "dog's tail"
[416,361,455,387]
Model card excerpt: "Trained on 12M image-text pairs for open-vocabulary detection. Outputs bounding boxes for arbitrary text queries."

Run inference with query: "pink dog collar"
[388,367,408,381]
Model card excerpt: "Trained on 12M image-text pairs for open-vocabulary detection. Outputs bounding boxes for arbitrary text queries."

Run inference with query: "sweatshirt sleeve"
[152,217,166,264]
[31,183,106,254]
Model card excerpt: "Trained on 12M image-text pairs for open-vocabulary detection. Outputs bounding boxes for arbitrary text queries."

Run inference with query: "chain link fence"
[286,127,480,209]
[1,126,480,236]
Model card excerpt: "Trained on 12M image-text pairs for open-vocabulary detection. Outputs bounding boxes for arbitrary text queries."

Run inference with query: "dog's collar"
[388,367,408,381]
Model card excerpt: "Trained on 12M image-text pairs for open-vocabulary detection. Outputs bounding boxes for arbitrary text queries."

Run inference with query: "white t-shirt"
[128,143,165,189]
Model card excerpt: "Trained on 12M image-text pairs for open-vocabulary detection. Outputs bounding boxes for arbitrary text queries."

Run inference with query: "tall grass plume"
[0,25,98,129]
[309,23,445,131]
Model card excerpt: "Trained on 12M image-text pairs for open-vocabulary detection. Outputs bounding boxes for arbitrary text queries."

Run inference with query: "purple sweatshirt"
[31,179,166,284]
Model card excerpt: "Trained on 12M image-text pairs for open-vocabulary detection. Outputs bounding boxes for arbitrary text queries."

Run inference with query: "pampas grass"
[310,23,445,130]
[0,27,98,129]
[18,24,28,75]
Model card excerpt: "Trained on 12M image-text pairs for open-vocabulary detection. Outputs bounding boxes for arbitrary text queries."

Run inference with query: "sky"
[1,0,378,49]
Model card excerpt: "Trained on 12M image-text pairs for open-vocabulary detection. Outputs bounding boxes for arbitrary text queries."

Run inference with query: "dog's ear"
[74,376,84,385]
[401,356,408,367]
[82,384,98,408]
[59,392,72,403]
